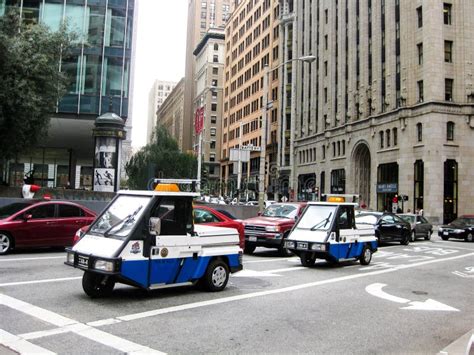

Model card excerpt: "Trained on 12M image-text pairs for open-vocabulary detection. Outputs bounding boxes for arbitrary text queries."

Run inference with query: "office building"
[147,80,177,144]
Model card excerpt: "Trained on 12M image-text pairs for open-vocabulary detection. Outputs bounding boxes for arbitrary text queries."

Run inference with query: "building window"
[379,131,384,149]
[386,129,391,147]
[443,159,457,223]
[414,160,424,211]
[444,41,453,63]
[417,80,424,102]
[213,55,219,63]
[210,141,216,149]
[393,128,398,146]
[212,67,218,75]
[322,145,326,160]
[325,9,328,24]
[210,128,216,136]
[325,35,328,50]
[211,103,217,111]
[443,3,452,25]
[445,78,453,101]
[320,171,325,194]
[417,43,423,65]
[213,43,219,51]
[416,123,423,142]
[447,121,454,141]
[416,6,422,28]
[330,169,346,194]
[211,115,217,124]
[209,154,216,162]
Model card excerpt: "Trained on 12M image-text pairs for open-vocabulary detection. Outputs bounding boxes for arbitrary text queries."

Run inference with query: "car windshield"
[400,215,415,223]
[90,195,151,239]
[451,217,474,226]
[296,205,336,231]
[262,204,298,218]
[0,202,34,219]
[355,214,379,225]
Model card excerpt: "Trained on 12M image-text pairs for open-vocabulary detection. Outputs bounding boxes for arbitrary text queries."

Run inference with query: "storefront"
[377,163,399,212]
[297,173,317,201]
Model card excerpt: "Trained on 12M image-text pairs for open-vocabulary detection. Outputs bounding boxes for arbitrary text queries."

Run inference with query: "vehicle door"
[56,204,87,246]
[335,206,358,259]
[393,215,408,239]
[149,197,196,286]
[378,215,397,241]
[416,216,428,236]
[13,204,57,247]
[194,208,223,227]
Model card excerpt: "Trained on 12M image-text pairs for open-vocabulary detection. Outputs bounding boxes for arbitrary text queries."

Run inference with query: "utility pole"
[258,65,269,212]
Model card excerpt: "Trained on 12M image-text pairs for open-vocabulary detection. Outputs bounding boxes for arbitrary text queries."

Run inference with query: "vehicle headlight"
[311,243,327,251]
[67,252,74,264]
[454,229,464,234]
[438,227,443,232]
[285,240,295,249]
[94,260,115,272]
[266,225,281,232]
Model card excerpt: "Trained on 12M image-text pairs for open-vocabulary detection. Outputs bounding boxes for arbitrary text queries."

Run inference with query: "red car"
[0,200,96,255]
[193,205,245,249]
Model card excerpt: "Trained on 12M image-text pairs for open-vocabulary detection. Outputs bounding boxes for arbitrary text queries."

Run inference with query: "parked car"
[0,200,97,255]
[438,215,474,242]
[193,205,245,249]
[355,212,411,245]
[242,202,307,255]
[399,213,433,241]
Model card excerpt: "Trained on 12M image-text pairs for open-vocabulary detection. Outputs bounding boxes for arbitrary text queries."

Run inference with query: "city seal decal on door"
[131,241,141,254]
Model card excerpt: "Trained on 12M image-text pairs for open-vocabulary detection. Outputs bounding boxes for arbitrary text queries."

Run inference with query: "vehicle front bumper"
[64,248,122,275]
[438,230,466,239]
[244,231,284,247]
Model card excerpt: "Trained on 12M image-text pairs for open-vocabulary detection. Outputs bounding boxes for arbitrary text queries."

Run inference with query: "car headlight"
[311,243,327,251]
[454,229,464,234]
[67,252,74,264]
[266,225,281,232]
[94,260,115,272]
[285,240,295,249]
[438,227,443,232]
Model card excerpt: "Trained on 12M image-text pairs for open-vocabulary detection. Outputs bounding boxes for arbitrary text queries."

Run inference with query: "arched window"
[416,123,422,142]
[393,128,398,146]
[386,129,391,147]
[379,131,384,148]
[447,121,454,141]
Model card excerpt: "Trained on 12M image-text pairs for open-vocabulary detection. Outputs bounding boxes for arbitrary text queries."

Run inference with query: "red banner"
[194,107,204,135]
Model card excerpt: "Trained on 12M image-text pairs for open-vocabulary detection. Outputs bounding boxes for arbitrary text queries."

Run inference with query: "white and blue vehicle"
[285,202,378,267]
[65,180,242,298]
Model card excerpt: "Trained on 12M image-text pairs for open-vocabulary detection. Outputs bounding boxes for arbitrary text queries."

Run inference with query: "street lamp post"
[258,55,316,212]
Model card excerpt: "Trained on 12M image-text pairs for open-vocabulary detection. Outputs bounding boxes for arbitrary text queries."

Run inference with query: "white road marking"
[244,257,297,264]
[401,299,459,312]
[365,283,410,303]
[232,269,281,277]
[0,277,81,288]
[0,293,166,354]
[267,266,306,273]
[0,329,56,354]
[0,256,65,263]
[433,243,474,251]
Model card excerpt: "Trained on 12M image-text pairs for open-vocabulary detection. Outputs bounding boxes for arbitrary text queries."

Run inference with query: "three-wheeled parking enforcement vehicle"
[284,202,378,267]
[65,180,243,297]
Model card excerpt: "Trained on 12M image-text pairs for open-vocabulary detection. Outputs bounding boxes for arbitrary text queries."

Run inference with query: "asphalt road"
[0,237,473,354]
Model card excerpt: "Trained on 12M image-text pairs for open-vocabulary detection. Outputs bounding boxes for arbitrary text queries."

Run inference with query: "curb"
[439,329,474,355]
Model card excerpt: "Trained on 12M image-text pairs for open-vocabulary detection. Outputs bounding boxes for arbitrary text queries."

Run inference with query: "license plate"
[297,242,308,250]
[78,256,89,267]
[443,232,449,236]
[249,236,257,242]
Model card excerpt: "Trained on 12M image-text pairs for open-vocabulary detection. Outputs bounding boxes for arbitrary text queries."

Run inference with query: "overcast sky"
[131,0,187,148]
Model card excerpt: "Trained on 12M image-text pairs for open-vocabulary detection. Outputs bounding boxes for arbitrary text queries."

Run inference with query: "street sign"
[194,107,204,135]
[230,148,250,162]
[241,145,261,152]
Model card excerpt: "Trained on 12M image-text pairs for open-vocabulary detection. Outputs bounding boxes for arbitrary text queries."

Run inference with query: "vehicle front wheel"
[360,246,372,265]
[82,272,115,298]
[441,236,449,241]
[465,233,474,243]
[424,231,432,241]
[0,233,13,255]
[244,244,256,254]
[203,259,229,292]
[300,252,316,267]
[279,234,293,257]
[410,231,416,243]
[401,234,410,245]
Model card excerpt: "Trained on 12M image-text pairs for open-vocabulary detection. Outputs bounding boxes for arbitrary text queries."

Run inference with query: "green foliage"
[125,126,197,190]
[0,11,76,159]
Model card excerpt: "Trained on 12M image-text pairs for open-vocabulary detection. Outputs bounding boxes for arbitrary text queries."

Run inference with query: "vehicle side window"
[58,205,83,218]
[151,197,193,235]
[194,209,220,224]
[420,217,428,224]
[381,215,395,224]
[393,215,404,223]
[337,207,352,229]
[29,205,55,219]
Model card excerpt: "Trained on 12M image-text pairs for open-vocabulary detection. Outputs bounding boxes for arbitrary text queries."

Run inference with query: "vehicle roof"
[118,190,200,198]
[307,202,358,206]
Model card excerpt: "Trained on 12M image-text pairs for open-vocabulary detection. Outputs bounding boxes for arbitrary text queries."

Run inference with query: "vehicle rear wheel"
[424,230,432,241]
[465,233,474,243]
[82,272,115,298]
[441,236,449,241]
[0,233,13,255]
[410,231,416,242]
[203,259,229,292]
[244,244,256,254]
[300,252,316,267]
[360,246,372,265]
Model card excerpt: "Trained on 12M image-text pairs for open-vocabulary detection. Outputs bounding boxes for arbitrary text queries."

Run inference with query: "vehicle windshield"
[296,205,336,230]
[400,215,415,223]
[451,217,474,226]
[90,195,151,239]
[262,204,298,218]
[0,202,34,219]
[355,214,379,225]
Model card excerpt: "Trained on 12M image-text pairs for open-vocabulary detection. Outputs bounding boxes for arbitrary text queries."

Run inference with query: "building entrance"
[353,143,371,208]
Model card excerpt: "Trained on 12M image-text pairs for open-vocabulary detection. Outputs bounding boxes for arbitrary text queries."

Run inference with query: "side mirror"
[23,213,32,221]
[257,212,262,216]
[149,217,161,236]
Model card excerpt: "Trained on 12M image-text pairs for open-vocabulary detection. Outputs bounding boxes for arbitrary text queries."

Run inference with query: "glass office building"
[0,0,135,189]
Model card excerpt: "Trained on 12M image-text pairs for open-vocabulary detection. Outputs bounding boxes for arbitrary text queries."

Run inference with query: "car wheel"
[410,231,416,243]
[360,246,372,265]
[82,272,115,298]
[401,232,410,245]
[300,252,316,267]
[244,244,256,254]
[465,233,474,243]
[441,236,449,241]
[424,230,432,241]
[0,233,13,255]
[278,233,293,257]
[202,259,229,292]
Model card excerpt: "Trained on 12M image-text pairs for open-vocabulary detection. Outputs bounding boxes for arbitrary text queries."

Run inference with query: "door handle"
[46,221,56,225]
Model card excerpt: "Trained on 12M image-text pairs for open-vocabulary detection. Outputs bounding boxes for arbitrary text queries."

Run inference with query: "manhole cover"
[412,290,428,295]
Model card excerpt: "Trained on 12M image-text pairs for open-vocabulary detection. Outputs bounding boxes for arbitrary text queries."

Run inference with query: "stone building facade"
[280,0,474,223]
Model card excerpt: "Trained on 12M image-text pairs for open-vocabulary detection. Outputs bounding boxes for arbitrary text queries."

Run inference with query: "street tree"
[126,126,197,189]
[0,11,75,160]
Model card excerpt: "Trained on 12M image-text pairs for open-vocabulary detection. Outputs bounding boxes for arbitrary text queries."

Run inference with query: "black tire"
[410,231,416,242]
[424,230,432,241]
[82,272,115,298]
[202,259,229,292]
[441,236,449,241]
[300,252,316,267]
[360,246,372,265]
[465,233,474,243]
[279,233,293,257]
[0,232,13,255]
[244,244,256,254]
[401,232,410,245]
